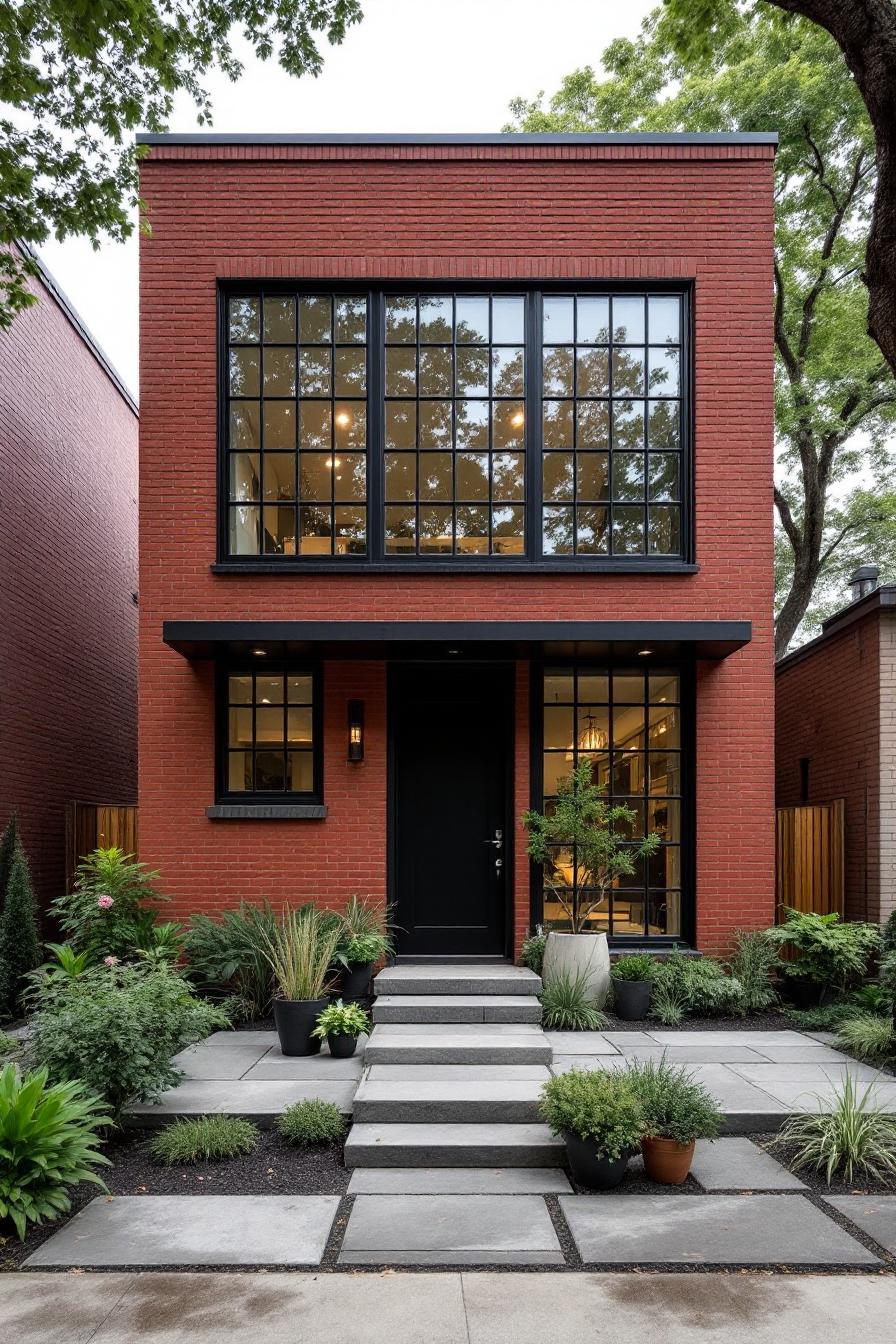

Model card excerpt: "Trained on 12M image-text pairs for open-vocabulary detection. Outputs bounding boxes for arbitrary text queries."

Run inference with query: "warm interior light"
[251,648,267,657]
[510,410,525,428]
[578,710,608,753]
[637,648,653,656]
[335,411,352,427]
[325,456,342,469]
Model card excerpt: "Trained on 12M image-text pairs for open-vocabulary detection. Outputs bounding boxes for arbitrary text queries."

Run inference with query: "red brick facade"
[138,138,776,954]
[0,252,138,912]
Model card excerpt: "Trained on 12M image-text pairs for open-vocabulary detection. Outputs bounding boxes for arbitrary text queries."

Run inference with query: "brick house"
[776,567,896,925]
[0,245,138,910]
[137,132,776,957]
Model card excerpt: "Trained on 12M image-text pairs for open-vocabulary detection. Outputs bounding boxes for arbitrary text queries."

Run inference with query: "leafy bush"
[783,1002,860,1031]
[539,1067,645,1157]
[649,976,688,1026]
[725,929,780,1012]
[611,953,657,983]
[649,950,745,1020]
[29,942,92,991]
[0,1030,22,1059]
[30,963,228,1119]
[765,909,881,994]
[881,951,896,1014]
[338,895,393,966]
[276,1098,345,1146]
[851,982,890,1015]
[149,1115,259,1164]
[48,847,166,961]
[540,969,608,1030]
[834,1013,895,1063]
[341,930,389,965]
[184,902,278,1019]
[520,927,547,976]
[769,1074,896,1185]
[626,1055,723,1144]
[260,905,342,1002]
[0,1063,110,1239]
[0,840,40,1016]
[313,999,370,1039]
[134,921,184,967]
[882,910,896,956]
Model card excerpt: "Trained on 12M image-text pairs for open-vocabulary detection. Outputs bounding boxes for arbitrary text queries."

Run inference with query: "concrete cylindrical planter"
[641,1136,696,1185]
[612,978,653,1021]
[542,932,610,1006]
[273,998,327,1057]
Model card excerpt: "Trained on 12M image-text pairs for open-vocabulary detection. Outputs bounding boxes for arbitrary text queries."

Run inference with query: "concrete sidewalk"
[4,1271,896,1343]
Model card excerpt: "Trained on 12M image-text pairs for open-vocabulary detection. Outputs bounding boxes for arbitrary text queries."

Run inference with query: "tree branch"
[775,487,803,550]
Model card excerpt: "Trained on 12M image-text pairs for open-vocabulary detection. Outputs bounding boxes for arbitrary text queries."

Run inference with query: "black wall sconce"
[348,700,364,762]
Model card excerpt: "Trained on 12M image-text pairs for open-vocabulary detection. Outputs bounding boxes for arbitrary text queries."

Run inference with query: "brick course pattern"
[0,260,138,911]
[138,141,776,953]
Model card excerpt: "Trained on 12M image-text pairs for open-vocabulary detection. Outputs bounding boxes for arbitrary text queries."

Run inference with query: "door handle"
[483,829,503,850]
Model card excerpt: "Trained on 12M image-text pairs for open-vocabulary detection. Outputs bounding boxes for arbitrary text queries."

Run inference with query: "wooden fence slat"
[775,800,845,924]
[65,802,139,891]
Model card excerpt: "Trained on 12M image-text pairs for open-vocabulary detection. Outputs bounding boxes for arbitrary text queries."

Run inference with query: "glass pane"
[228,751,252,791]
[287,706,313,744]
[648,798,680,842]
[612,348,645,396]
[492,295,525,344]
[419,296,452,342]
[263,504,297,555]
[543,505,574,555]
[334,506,366,554]
[229,452,260,502]
[299,347,330,395]
[544,705,574,750]
[419,452,452,501]
[230,401,260,450]
[334,403,366,449]
[300,402,331,450]
[492,347,524,396]
[648,453,679,502]
[543,296,574,343]
[492,505,524,553]
[264,347,296,396]
[229,297,260,343]
[335,295,366,343]
[648,347,680,396]
[613,752,643,794]
[229,676,252,704]
[649,751,680,795]
[386,347,416,396]
[300,453,332,502]
[577,453,609,501]
[650,891,680,936]
[612,295,645,343]
[456,453,488,500]
[492,452,524,502]
[264,402,296,449]
[229,348,260,396]
[385,505,416,552]
[229,707,252,747]
[255,676,284,704]
[456,506,489,554]
[613,674,644,703]
[612,452,644,502]
[492,401,524,449]
[455,399,489,450]
[543,400,573,450]
[576,400,609,450]
[648,506,680,556]
[577,347,609,397]
[612,400,645,451]
[229,505,259,555]
[263,454,296,501]
[263,296,295,342]
[419,400,452,448]
[648,399,679,450]
[288,675,313,705]
[386,295,417,343]
[386,403,417,450]
[544,671,574,703]
[419,347,453,396]
[335,346,366,396]
[456,347,490,396]
[576,296,610,344]
[299,504,332,555]
[649,704,680,749]
[613,703,645,749]
[385,452,416,501]
[543,751,572,793]
[543,347,574,396]
[576,506,609,554]
[333,454,366,502]
[255,751,285,791]
[288,751,314,792]
[543,452,574,501]
[649,673,679,705]
[576,706,610,751]
[419,505,452,553]
[578,673,609,702]
[455,295,489,343]
[648,295,680,344]
[300,296,331,343]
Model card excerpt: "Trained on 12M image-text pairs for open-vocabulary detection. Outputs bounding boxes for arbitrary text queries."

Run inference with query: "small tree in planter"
[522,760,661,1004]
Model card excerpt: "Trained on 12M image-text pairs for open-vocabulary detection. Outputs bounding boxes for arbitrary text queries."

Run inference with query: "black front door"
[389,663,511,957]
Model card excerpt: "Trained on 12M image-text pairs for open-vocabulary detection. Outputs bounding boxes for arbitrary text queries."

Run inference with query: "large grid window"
[384,293,527,555]
[227,294,368,557]
[541,294,682,557]
[224,670,319,798]
[541,666,683,937]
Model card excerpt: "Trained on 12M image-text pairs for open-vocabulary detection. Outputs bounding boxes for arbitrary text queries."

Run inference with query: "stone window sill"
[206,804,327,820]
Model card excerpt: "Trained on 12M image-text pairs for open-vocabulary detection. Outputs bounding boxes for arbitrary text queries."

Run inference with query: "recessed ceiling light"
[251,648,267,656]
[638,648,653,656]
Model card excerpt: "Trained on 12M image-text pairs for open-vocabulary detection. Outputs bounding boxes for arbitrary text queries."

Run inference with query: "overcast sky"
[36,0,654,396]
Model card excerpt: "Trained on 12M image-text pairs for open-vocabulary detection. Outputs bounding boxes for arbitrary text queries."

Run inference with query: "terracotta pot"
[642,1135,695,1185]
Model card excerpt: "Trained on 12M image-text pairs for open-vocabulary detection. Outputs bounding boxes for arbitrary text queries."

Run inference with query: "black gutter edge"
[776,586,896,672]
[16,241,138,416]
[136,131,779,148]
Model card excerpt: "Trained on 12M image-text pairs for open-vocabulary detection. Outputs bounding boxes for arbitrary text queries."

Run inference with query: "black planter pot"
[273,998,327,1057]
[612,978,653,1022]
[327,1031,359,1059]
[562,1130,632,1190]
[341,960,375,1001]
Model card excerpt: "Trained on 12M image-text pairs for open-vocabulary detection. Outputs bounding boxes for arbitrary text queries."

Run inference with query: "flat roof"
[776,585,896,673]
[137,131,778,147]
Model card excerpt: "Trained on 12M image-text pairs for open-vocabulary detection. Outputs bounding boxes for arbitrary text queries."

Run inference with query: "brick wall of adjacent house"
[138,141,776,953]
[0,257,138,915]
[880,614,896,923]
[775,611,882,922]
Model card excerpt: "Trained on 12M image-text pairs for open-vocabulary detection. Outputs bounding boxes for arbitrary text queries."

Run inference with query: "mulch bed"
[755,1133,896,1196]
[601,1010,795,1032]
[1,1127,349,1273]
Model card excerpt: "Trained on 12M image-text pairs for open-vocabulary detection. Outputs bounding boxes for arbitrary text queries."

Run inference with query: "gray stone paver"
[171,1032,275,1080]
[730,1063,896,1111]
[338,1194,564,1264]
[823,1197,896,1254]
[242,1051,364,1081]
[690,1138,807,1190]
[559,1194,879,1265]
[125,1078,356,1124]
[545,1031,622,1055]
[347,1167,572,1194]
[24,1196,340,1268]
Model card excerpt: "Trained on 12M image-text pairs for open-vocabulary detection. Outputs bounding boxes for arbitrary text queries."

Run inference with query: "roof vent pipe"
[849,564,880,603]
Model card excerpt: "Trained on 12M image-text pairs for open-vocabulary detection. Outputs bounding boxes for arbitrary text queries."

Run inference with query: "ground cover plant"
[149,1115,259,1165]
[0,1063,110,1239]
[770,1073,896,1186]
[540,969,608,1031]
[834,1013,896,1065]
[539,1067,645,1156]
[276,1098,345,1146]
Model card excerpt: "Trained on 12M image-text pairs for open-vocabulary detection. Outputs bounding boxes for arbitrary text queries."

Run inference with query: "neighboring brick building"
[137,132,776,956]
[0,246,139,912]
[776,568,896,925]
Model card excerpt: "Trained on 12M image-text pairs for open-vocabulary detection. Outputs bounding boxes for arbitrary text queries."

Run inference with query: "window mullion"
[368,290,385,561]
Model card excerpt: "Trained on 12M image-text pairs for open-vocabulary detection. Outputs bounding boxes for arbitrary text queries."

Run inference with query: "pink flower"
[104,955,119,967]
[97,895,114,909]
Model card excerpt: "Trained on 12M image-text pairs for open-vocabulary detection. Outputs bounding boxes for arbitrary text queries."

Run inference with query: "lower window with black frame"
[540,664,685,938]
[220,666,322,802]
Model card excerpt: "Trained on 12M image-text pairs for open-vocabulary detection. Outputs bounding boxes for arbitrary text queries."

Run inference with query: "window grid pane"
[226,670,316,796]
[227,293,368,557]
[541,666,682,937]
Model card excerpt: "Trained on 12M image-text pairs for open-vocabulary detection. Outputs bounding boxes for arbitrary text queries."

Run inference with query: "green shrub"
[882,910,896,956]
[834,1013,896,1063]
[626,1055,723,1144]
[277,1098,346,1146]
[769,1073,896,1185]
[48,847,166,962]
[134,921,185,968]
[341,931,389,965]
[725,929,780,1012]
[783,1001,860,1031]
[184,902,278,1019]
[649,950,745,1020]
[30,963,228,1119]
[611,953,657,983]
[649,976,688,1026]
[149,1115,259,1164]
[0,1063,110,1239]
[539,1068,645,1157]
[765,909,881,994]
[0,1030,21,1058]
[338,895,393,966]
[881,951,896,1014]
[540,970,608,1030]
[0,840,40,1017]
[0,813,21,906]
[851,982,889,1015]
[313,999,370,1039]
[520,927,547,976]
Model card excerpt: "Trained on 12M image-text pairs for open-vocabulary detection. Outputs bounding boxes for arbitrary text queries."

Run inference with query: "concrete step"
[353,1077,544,1124]
[344,1122,565,1168]
[373,995,542,1025]
[363,1024,552,1066]
[374,964,542,998]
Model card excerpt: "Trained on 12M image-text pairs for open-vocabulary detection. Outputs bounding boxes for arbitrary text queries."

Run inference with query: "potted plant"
[259,905,342,1057]
[611,953,657,1021]
[522,760,661,1005]
[540,1066,645,1189]
[627,1055,723,1184]
[312,999,371,1058]
[337,895,393,1000]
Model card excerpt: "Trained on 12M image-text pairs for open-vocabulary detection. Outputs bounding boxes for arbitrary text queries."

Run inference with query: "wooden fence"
[775,799,845,922]
[65,802,138,891]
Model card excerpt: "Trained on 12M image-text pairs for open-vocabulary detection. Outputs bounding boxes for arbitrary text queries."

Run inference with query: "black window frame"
[528,654,696,947]
[215,662,324,806]
[215,280,694,574]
